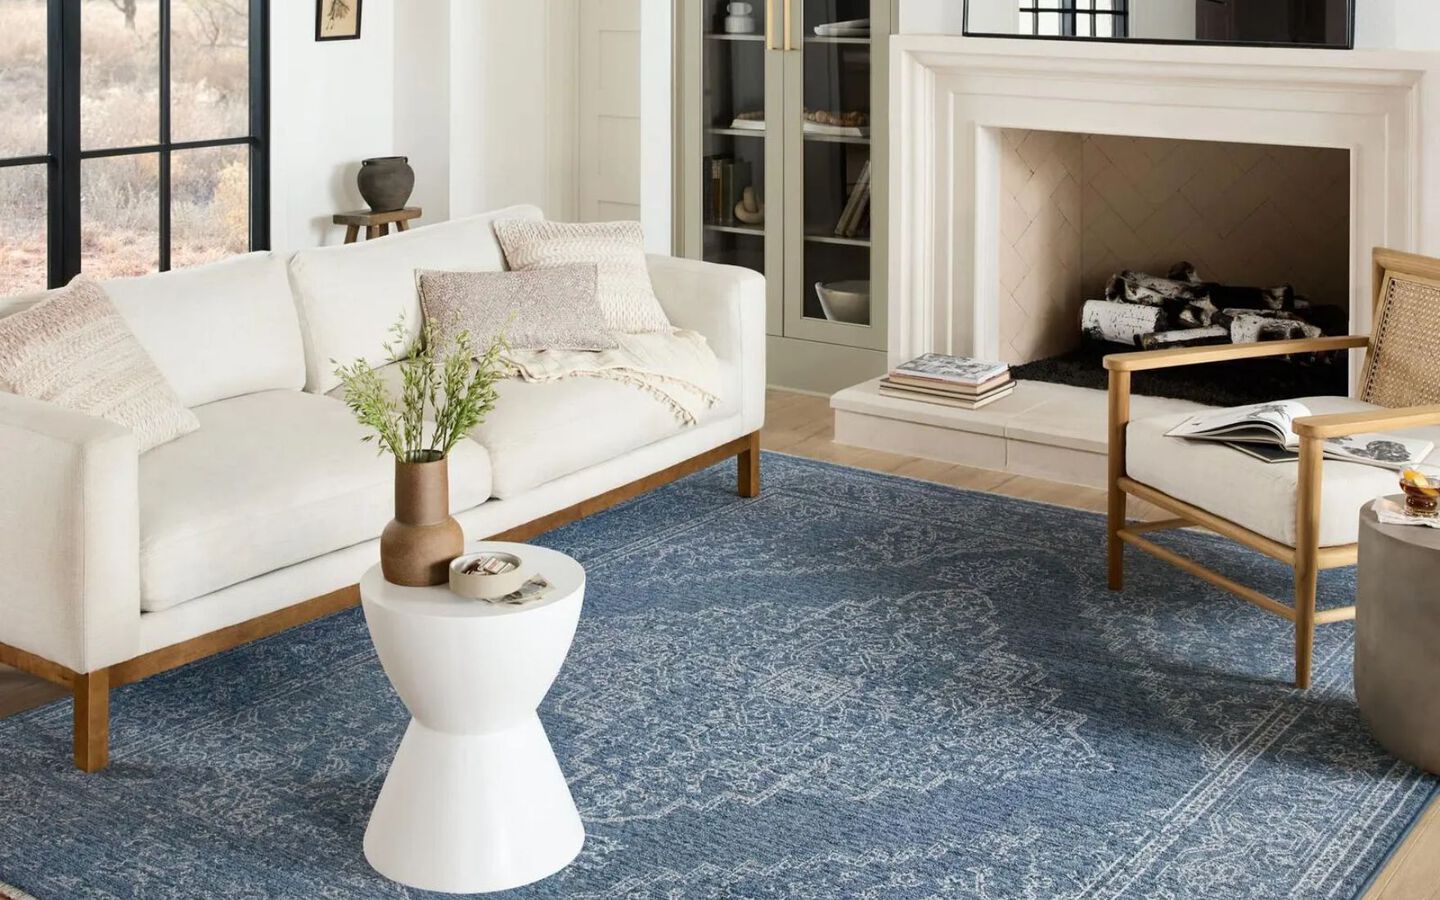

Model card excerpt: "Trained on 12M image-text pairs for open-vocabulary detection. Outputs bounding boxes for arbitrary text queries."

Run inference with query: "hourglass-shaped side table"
[359,542,585,894]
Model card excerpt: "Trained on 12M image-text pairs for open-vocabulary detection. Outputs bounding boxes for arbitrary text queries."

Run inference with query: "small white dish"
[449,552,531,601]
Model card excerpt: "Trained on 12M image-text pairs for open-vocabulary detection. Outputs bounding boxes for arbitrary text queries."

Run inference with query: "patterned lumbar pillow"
[0,275,200,452]
[417,265,618,352]
[492,219,673,334]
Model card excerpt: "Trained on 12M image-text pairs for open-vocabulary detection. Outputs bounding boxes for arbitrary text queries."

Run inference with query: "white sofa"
[0,205,766,770]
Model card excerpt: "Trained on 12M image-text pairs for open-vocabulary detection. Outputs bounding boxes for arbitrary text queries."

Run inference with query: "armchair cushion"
[137,391,492,612]
[1127,396,1440,548]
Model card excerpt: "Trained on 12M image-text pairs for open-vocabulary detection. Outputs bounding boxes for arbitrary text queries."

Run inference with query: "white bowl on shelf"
[815,280,870,325]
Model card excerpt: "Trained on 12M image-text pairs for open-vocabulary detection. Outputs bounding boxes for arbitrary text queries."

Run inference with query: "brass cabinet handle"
[783,0,793,50]
[765,0,775,50]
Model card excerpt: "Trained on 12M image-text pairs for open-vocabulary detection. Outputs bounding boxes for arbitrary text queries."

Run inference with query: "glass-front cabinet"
[679,0,892,388]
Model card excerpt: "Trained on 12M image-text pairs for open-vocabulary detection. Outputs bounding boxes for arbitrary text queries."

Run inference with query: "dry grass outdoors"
[0,0,251,295]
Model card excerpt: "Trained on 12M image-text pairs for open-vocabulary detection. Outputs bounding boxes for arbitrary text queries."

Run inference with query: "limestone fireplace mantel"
[888,35,1440,371]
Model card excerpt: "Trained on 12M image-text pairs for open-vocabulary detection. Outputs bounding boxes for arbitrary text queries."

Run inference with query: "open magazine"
[1166,400,1434,469]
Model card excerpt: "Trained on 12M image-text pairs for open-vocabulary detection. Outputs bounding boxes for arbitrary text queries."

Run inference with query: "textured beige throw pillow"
[493,219,673,334]
[0,276,200,452]
[418,265,618,351]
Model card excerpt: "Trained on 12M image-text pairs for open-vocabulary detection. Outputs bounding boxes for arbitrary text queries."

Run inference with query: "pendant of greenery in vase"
[335,319,508,586]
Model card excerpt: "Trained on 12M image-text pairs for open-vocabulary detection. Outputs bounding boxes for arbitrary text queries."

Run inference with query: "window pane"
[1038,12,1061,35]
[81,153,159,278]
[82,0,160,150]
[1096,13,1115,37]
[0,0,48,158]
[0,164,47,294]
[171,144,247,268]
[171,0,249,142]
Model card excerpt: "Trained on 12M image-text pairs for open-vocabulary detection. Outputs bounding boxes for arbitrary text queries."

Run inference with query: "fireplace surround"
[887,36,1440,387]
[832,36,1440,486]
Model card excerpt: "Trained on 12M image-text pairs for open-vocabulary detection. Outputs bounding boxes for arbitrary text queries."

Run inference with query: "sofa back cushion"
[288,204,543,394]
[0,253,305,409]
[101,252,305,409]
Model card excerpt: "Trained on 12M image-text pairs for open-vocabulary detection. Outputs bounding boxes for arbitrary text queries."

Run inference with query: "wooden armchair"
[1105,248,1440,688]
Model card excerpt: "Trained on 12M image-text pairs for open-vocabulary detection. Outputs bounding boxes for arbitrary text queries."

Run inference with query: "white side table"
[360,542,586,894]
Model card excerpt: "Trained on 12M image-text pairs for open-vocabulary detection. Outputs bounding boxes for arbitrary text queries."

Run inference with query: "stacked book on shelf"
[703,154,753,227]
[834,160,871,238]
[879,354,1014,410]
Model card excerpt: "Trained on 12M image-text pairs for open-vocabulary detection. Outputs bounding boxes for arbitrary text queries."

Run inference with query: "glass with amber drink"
[1399,466,1440,517]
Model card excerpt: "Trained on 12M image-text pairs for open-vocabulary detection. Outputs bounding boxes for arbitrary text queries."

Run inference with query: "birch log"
[1081,299,1166,346]
[1137,326,1230,350]
[1105,270,1209,306]
[1230,314,1321,344]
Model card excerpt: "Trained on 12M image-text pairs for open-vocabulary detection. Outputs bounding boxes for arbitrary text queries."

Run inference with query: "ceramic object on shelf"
[734,187,765,225]
[381,455,463,587]
[815,280,870,325]
[357,156,415,212]
[723,1,755,33]
[449,551,532,600]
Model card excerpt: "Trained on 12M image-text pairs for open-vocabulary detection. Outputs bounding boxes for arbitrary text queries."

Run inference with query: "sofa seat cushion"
[137,391,492,612]
[330,364,735,499]
[1126,395,1440,548]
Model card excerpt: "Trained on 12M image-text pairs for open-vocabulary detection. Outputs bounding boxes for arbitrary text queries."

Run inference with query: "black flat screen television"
[964,1,1355,49]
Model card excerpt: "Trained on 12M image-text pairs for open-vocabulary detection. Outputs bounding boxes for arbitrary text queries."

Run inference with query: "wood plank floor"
[0,388,1433,898]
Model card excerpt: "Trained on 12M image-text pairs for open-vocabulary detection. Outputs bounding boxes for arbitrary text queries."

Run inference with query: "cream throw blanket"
[501,329,721,425]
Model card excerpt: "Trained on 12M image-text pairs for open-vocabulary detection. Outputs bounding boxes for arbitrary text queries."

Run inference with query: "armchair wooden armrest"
[1293,404,1440,440]
[1103,335,1370,373]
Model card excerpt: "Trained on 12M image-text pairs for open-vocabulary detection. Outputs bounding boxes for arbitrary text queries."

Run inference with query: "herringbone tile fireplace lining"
[998,129,1351,366]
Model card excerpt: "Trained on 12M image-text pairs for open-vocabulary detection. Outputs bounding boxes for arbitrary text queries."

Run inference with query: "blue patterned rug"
[0,453,1434,898]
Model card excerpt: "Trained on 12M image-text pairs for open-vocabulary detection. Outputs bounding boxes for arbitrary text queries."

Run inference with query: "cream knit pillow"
[0,276,200,452]
[493,219,672,334]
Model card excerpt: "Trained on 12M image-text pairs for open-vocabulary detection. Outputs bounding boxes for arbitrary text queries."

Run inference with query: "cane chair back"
[1361,258,1440,408]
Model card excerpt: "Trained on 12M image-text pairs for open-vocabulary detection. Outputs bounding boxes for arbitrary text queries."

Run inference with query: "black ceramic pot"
[357,156,415,212]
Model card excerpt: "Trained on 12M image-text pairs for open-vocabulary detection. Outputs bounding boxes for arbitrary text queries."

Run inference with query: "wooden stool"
[333,207,422,244]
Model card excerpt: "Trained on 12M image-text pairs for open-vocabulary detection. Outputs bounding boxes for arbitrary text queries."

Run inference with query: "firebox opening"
[995,129,1352,407]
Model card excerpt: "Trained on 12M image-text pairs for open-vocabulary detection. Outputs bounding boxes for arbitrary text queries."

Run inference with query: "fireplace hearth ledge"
[831,380,1206,489]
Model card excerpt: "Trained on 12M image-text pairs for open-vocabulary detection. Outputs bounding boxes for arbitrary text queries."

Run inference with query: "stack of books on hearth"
[879,354,1014,410]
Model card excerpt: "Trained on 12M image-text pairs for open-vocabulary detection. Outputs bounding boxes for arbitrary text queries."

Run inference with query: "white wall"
[446,2,578,220]
[1357,0,1440,49]
[268,0,395,251]
[269,0,583,251]
[393,0,451,223]
[640,0,673,252]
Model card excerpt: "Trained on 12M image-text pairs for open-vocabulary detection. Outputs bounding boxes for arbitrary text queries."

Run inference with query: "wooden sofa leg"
[73,669,110,772]
[737,431,760,498]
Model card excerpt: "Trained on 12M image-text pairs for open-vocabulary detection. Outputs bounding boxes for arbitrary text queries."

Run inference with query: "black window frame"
[1017,1,1129,38]
[0,0,270,291]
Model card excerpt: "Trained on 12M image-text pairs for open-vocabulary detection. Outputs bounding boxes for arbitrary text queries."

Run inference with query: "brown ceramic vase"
[381,454,463,587]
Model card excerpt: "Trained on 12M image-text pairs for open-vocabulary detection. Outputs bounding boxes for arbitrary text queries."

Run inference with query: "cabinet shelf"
[706,223,765,238]
[708,127,767,138]
[805,232,870,248]
[705,33,764,41]
[805,36,871,45]
[803,132,870,145]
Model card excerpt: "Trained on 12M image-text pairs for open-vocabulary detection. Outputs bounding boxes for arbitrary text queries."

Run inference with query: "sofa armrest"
[0,393,141,673]
[648,255,767,430]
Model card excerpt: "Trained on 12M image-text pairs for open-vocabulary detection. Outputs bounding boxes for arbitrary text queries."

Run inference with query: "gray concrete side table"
[1356,498,1440,775]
